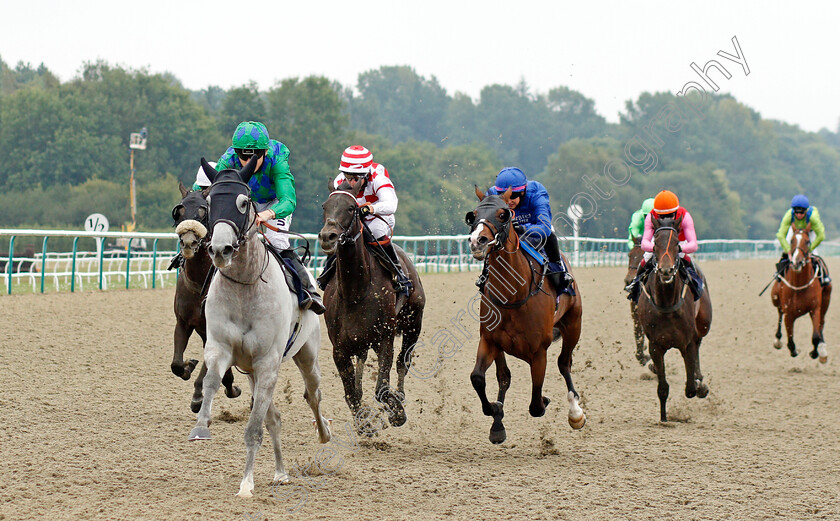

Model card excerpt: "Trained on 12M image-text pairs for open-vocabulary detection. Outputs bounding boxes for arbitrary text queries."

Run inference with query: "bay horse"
[771,225,831,362]
[637,216,712,422]
[466,187,584,444]
[170,182,240,412]
[625,237,650,366]
[188,158,331,498]
[317,180,425,431]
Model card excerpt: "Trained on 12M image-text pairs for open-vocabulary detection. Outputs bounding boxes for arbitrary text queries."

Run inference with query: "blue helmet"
[494,167,528,192]
[791,194,809,209]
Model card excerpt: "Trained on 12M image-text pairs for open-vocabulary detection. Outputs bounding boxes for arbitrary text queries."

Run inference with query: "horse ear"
[328,175,336,193]
[179,180,189,197]
[353,178,366,198]
[465,211,476,226]
[239,154,258,182]
[501,187,513,202]
[652,216,661,229]
[200,158,218,184]
[474,185,485,201]
[805,223,812,233]
[676,214,684,227]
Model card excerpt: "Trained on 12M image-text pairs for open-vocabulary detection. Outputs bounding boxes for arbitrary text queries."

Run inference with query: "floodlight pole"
[127,127,147,233]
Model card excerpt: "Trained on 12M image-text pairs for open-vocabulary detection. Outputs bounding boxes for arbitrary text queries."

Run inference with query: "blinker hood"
[208,174,252,239]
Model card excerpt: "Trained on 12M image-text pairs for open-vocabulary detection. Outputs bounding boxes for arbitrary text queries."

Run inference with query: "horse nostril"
[223,245,233,257]
[327,232,337,242]
[207,246,214,256]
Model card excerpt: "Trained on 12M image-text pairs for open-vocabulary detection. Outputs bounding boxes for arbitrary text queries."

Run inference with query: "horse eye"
[197,207,206,219]
[236,194,249,213]
[347,207,355,213]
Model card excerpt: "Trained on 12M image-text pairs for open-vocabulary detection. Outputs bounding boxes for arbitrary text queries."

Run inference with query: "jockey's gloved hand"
[359,204,374,217]
[513,223,526,235]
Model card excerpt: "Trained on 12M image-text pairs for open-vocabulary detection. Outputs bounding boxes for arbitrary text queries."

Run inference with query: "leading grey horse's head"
[198,156,259,269]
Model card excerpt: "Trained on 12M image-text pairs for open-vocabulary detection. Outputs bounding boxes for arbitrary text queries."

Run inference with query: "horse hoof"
[818,343,828,364]
[226,385,242,399]
[647,362,657,375]
[388,408,407,427]
[568,412,586,430]
[773,339,782,350]
[188,426,211,441]
[696,382,709,398]
[489,425,506,444]
[790,348,799,358]
[190,399,202,414]
[529,403,546,418]
[809,349,819,360]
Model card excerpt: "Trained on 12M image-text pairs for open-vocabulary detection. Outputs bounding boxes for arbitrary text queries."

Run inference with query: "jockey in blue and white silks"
[485,167,574,294]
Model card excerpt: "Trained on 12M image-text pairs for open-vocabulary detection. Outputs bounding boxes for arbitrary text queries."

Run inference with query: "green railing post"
[152,239,159,289]
[126,238,133,290]
[6,236,15,295]
[40,236,49,293]
[71,237,79,293]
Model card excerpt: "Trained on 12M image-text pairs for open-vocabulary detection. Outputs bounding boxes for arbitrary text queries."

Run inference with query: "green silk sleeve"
[776,210,792,252]
[810,208,825,250]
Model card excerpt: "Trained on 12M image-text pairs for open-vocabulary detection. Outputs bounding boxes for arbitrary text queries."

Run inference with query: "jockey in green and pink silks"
[774,194,831,286]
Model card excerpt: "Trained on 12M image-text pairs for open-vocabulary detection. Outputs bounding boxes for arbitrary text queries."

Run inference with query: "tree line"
[1,57,839,242]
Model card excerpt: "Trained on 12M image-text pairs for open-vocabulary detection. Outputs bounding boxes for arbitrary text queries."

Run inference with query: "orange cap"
[653,190,680,214]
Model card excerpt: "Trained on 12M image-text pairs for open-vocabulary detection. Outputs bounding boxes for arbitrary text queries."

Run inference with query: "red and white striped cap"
[339,145,373,174]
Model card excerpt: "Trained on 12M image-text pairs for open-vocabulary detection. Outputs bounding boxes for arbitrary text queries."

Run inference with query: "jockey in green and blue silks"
[194,121,324,314]
[775,194,831,286]
[485,167,574,293]
[627,198,655,250]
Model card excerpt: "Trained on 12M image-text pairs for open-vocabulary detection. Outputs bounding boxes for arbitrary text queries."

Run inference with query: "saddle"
[263,241,304,301]
[476,241,575,297]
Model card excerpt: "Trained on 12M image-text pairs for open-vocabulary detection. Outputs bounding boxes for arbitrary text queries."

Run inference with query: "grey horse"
[188,157,331,498]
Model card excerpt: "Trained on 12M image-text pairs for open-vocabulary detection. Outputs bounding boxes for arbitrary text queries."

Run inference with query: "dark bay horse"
[317,181,425,431]
[637,216,712,422]
[771,225,831,362]
[170,182,240,412]
[466,187,585,444]
[625,237,650,366]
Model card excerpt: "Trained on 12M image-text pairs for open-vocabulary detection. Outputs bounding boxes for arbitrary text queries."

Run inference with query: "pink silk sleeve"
[641,214,655,252]
[679,211,698,254]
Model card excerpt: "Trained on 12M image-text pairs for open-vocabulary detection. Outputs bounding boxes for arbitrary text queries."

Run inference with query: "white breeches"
[256,200,292,250]
[364,215,395,239]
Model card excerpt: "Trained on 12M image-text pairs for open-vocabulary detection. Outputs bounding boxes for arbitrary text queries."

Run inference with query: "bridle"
[206,178,257,251]
[652,226,681,278]
[327,191,363,245]
[642,225,686,313]
[790,229,810,270]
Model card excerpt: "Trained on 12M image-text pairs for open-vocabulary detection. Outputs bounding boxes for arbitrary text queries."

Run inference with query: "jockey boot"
[813,255,832,287]
[167,252,184,271]
[381,241,412,297]
[544,232,574,293]
[775,253,789,280]
[625,261,654,302]
[316,254,336,290]
[280,249,325,315]
[683,259,704,301]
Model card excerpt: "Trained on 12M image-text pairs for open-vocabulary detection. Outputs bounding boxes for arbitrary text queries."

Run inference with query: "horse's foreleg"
[238,367,279,498]
[171,320,198,380]
[528,350,549,418]
[191,362,208,413]
[396,316,422,399]
[293,334,331,444]
[631,302,649,366]
[374,338,406,428]
[333,350,361,417]
[694,339,709,398]
[263,400,288,485]
[189,346,232,441]
[470,338,505,444]
[682,341,699,399]
[495,352,511,404]
[808,308,827,363]
[784,311,798,357]
[354,352,367,400]
[651,346,669,422]
[774,309,783,350]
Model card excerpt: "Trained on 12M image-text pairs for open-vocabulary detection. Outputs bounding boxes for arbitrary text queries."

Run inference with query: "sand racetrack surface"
[1,259,839,521]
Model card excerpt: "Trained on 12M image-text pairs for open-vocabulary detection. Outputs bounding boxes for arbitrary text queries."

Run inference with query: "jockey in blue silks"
[485,167,574,293]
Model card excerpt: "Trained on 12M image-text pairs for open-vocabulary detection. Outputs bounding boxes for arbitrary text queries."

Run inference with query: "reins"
[644,225,687,313]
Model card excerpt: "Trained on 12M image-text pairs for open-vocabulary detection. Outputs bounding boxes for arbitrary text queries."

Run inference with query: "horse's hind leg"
[693,339,709,398]
[396,310,423,399]
[293,332,331,444]
[354,352,367,400]
[819,287,831,363]
[557,318,585,429]
[682,341,699,399]
[191,362,208,413]
[631,302,649,365]
[189,345,232,440]
[774,309,783,350]
[222,368,241,399]
[495,352,511,404]
[333,349,362,418]
[470,338,505,444]
[264,399,288,484]
[528,350,550,418]
[808,308,827,363]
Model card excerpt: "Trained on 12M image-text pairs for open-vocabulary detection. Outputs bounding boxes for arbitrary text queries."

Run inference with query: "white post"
[567,205,582,267]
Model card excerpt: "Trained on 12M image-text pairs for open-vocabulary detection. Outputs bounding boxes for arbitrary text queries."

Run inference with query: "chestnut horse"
[318,181,425,430]
[625,237,649,366]
[771,225,831,362]
[466,187,585,444]
[637,216,712,422]
[170,182,240,412]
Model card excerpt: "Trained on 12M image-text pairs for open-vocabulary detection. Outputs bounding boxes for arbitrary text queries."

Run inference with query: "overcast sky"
[3,0,837,132]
